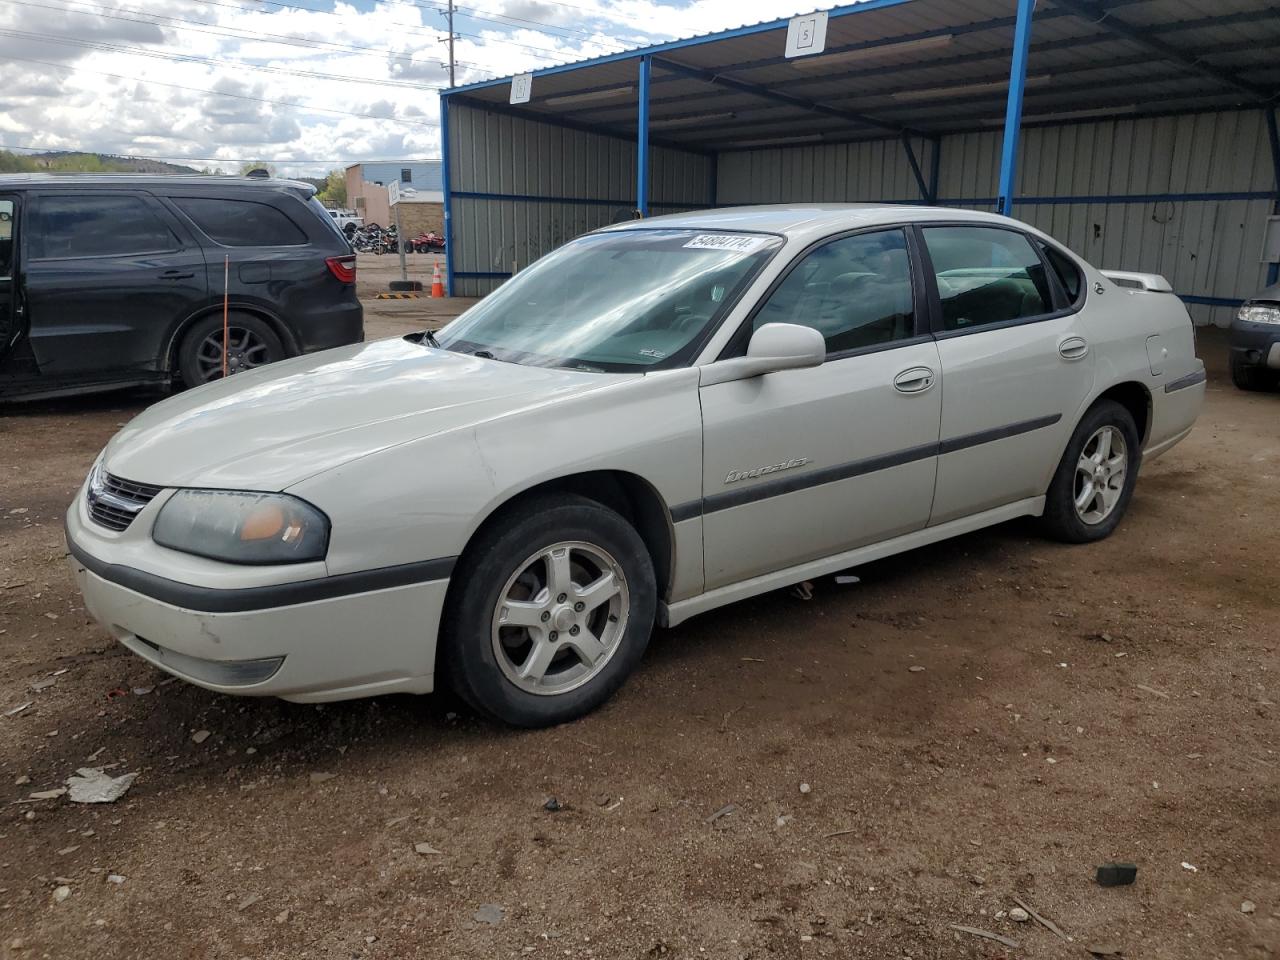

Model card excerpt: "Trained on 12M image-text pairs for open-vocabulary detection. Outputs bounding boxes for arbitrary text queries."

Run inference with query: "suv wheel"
[441,494,656,728]
[1041,400,1142,543]
[177,312,286,388]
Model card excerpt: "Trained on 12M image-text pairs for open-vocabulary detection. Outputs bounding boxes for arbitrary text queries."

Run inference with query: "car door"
[0,194,20,363]
[699,227,943,590]
[918,224,1096,525]
[23,191,207,379]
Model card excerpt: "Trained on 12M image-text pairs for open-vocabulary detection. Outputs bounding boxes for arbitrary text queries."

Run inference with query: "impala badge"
[725,457,809,484]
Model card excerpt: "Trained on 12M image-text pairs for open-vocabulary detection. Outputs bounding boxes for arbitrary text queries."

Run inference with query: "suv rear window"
[173,197,306,247]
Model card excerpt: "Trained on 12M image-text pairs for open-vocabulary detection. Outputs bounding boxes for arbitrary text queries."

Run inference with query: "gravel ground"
[0,326,1276,960]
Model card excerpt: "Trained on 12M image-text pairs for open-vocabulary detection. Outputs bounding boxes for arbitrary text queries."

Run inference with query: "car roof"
[0,173,315,195]
[600,203,1025,244]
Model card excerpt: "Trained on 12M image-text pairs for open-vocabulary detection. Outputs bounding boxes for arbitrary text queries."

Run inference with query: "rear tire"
[441,494,656,728]
[1041,400,1141,544]
[176,312,286,389]
[1230,354,1276,391]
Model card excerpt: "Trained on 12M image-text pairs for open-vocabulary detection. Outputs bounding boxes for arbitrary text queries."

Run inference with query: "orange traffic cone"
[430,258,445,298]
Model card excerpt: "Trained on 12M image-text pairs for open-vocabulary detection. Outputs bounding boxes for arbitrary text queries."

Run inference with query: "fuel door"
[1145,334,1167,376]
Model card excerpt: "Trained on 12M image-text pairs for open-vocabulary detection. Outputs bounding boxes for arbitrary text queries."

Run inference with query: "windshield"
[437,229,781,372]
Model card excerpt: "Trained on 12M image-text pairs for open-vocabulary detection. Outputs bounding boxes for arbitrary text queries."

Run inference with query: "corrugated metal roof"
[443,0,1280,151]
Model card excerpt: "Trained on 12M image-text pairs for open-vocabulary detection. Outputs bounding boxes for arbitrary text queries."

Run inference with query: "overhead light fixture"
[650,111,737,128]
[544,85,634,106]
[979,104,1138,125]
[891,74,1052,102]
[722,133,824,148]
[790,34,955,70]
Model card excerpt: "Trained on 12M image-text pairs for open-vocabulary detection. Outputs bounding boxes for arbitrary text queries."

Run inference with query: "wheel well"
[166,306,299,374]
[1096,381,1151,445]
[463,472,676,600]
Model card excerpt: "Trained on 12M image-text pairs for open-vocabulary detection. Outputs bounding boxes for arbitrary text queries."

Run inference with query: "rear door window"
[921,226,1054,332]
[33,195,179,260]
[173,197,306,247]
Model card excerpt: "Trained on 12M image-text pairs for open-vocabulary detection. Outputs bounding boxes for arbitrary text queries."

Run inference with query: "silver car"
[66,205,1205,727]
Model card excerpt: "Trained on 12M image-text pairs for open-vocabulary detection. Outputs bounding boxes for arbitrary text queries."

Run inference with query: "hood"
[103,337,632,490]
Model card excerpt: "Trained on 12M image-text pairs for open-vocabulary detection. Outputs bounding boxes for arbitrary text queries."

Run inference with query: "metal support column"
[637,55,651,217]
[1267,105,1280,286]
[928,136,941,206]
[996,0,1036,217]
[439,93,454,296]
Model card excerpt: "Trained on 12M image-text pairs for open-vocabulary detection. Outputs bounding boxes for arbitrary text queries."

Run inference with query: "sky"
[0,0,847,177]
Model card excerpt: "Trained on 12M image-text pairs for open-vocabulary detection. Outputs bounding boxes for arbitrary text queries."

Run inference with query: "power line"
[16,0,455,71]
[0,23,447,90]
[1,53,442,127]
[0,141,441,165]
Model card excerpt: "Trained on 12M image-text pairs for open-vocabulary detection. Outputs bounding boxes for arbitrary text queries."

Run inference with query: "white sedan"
[66,205,1205,727]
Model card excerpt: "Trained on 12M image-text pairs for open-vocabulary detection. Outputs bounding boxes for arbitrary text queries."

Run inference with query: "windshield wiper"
[422,329,441,347]
[473,349,495,360]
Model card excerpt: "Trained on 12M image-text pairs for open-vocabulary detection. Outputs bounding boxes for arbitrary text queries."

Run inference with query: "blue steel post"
[1267,105,1279,286]
[637,55,651,217]
[996,0,1036,217]
[439,92,455,296]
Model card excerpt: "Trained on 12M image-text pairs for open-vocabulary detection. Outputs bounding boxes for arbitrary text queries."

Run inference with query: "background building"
[345,160,444,235]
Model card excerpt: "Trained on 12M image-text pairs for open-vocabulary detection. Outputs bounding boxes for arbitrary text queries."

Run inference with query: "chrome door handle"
[1059,336,1089,360]
[893,366,935,394]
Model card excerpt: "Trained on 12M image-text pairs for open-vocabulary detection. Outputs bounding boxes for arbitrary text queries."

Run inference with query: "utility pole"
[447,0,455,87]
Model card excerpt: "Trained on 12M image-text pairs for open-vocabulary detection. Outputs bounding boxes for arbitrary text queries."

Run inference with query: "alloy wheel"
[1073,425,1128,524]
[195,326,273,382]
[490,541,629,696]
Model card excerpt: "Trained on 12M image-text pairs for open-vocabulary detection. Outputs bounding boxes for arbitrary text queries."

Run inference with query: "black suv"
[0,174,362,401]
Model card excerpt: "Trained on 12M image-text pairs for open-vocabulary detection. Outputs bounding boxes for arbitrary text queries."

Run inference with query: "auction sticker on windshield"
[683,234,772,253]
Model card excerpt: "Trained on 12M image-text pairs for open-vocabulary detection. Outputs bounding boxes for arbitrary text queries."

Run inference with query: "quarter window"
[34,195,178,260]
[752,228,916,355]
[1040,241,1083,303]
[173,197,306,247]
[0,200,14,276]
[922,226,1053,331]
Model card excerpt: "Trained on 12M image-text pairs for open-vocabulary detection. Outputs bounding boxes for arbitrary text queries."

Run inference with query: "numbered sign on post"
[510,73,533,104]
[785,11,828,59]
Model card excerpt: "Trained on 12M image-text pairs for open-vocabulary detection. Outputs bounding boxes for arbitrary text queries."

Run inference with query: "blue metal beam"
[1268,106,1280,286]
[996,0,1036,218]
[928,136,941,206]
[637,55,651,217]
[439,93,454,297]
[901,134,930,203]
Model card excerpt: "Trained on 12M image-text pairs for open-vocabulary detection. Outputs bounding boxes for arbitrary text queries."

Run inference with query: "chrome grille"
[87,471,164,532]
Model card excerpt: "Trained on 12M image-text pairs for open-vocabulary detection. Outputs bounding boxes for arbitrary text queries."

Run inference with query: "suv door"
[918,224,1095,525]
[0,195,19,361]
[23,192,207,379]
[699,228,942,590]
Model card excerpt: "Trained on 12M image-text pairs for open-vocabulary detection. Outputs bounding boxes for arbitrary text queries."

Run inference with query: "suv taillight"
[326,255,356,284]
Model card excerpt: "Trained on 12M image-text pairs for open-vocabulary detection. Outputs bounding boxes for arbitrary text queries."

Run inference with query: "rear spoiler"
[1101,270,1174,293]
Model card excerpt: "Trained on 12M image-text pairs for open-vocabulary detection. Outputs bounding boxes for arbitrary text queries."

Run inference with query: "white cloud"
[0,0,853,176]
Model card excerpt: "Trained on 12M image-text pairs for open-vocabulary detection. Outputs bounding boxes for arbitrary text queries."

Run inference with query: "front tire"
[441,494,656,728]
[1041,400,1141,543]
[1231,354,1276,391]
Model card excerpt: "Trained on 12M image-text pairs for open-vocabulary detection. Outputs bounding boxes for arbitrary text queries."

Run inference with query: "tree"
[315,169,347,206]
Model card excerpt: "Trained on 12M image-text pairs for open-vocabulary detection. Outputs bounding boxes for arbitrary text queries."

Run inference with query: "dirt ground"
[0,320,1276,960]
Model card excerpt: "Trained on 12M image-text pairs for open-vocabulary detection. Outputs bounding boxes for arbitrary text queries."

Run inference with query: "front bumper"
[1228,318,1280,370]
[66,489,448,703]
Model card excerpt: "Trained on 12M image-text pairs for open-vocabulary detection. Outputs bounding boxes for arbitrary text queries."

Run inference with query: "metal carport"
[438,0,1280,325]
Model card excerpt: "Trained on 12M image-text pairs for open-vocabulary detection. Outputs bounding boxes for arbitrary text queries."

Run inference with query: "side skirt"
[659,496,1045,628]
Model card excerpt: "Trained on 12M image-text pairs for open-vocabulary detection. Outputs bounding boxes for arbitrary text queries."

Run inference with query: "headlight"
[152,490,329,565]
[1238,302,1280,325]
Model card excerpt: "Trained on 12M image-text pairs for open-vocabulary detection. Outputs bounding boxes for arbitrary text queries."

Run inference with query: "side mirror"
[701,323,826,386]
